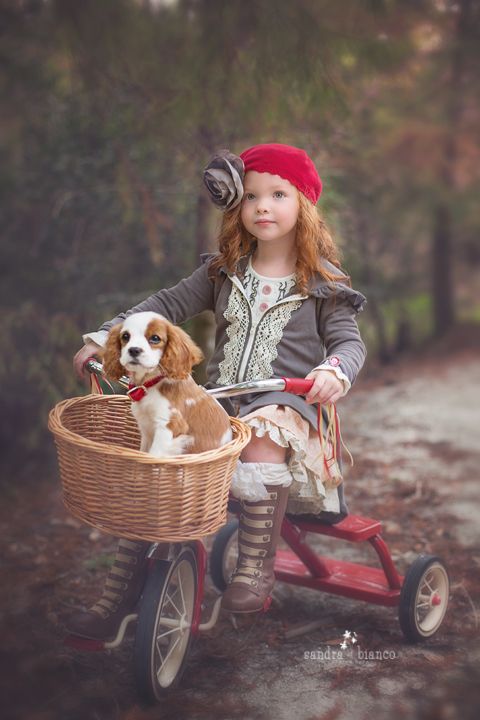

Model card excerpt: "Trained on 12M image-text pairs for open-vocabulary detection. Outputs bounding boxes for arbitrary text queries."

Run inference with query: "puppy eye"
[121,332,130,342]
[149,335,162,344]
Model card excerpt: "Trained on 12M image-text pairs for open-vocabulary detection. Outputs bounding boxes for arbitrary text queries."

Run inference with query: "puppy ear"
[101,324,125,381]
[161,324,204,379]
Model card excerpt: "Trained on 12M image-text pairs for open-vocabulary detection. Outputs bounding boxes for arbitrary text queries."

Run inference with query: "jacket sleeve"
[96,260,216,334]
[315,286,367,388]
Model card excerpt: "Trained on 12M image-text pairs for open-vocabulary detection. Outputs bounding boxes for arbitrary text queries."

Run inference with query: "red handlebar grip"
[282,377,314,395]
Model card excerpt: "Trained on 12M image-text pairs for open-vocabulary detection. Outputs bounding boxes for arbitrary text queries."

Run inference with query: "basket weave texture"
[48,394,251,542]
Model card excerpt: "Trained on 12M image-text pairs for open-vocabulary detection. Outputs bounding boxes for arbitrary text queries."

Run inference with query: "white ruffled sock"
[230,461,293,502]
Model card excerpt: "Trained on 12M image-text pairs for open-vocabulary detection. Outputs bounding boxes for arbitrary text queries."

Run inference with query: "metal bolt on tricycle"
[48,361,449,704]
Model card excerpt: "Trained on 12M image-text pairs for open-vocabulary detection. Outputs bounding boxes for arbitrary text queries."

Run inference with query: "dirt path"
[1,353,479,720]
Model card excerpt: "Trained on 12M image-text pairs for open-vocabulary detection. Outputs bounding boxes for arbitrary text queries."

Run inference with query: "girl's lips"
[255,220,274,225]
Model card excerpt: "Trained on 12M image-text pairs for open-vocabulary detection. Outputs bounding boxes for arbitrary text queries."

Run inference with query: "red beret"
[239,143,322,204]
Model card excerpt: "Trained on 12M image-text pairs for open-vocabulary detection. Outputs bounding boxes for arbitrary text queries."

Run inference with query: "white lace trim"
[230,461,292,501]
[217,283,249,385]
[244,299,303,381]
[217,279,304,385]
[247,417,342,514]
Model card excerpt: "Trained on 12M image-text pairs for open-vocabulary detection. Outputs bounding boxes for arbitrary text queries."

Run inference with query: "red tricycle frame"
[63,362,449,702]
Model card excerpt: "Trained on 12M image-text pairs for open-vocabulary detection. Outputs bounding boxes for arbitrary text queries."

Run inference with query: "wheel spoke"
[155,639,164,664]
[156,625,181,641]
[156,633,182,680]
[177,564,186,614]
[165,589,182,617]
[170,581,183,608]
[423,575,435,594]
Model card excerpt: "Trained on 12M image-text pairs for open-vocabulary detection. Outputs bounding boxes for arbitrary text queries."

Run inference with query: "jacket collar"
[200,251,364,309]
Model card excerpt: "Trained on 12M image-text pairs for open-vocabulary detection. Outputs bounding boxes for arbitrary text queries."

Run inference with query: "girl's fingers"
[307,387,330,404]
[327,390,343,405]
[73,350,84,379]
[305,371,344,404]
[309,383,330,404]
[305,377,326,403]
[307,380,343,405]
[326,391,342,405]
[73,344,99,380]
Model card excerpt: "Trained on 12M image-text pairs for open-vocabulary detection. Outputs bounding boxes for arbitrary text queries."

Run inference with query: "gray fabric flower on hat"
[203,150,245,211]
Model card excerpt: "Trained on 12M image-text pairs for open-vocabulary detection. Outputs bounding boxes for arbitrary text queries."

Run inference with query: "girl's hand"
[304,369,344,405]
[73,342,102,380]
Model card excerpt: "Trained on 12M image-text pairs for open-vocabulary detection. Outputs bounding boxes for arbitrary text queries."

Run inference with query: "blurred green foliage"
[1,0,479,481]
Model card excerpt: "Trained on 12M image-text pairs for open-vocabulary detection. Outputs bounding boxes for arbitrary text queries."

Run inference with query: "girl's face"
[240,171,300,247]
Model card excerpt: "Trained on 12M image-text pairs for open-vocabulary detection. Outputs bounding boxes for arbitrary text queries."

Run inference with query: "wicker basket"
[48,394,251,542]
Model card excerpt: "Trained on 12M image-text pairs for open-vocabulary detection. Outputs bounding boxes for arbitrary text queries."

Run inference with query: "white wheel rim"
[152,557,195,689]
[414,562,449,636]
[222,530,239,585]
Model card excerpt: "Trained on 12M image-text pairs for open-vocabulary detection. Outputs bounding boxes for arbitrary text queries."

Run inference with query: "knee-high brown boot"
[67,538,151,641]
[221,485,289,613]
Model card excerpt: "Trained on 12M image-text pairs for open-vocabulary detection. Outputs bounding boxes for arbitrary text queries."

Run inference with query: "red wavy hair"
[208,192,347,293]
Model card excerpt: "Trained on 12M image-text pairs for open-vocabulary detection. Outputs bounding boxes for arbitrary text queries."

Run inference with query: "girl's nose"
[256,197,270,213]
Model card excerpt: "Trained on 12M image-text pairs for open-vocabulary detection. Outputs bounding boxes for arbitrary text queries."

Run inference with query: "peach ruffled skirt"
[241,404,343,515]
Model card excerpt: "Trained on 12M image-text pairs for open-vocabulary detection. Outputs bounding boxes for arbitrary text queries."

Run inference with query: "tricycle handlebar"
[83,358,314,398]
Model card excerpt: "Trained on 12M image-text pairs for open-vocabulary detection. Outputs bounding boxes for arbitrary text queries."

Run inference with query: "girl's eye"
[121,332,130,342]
[274,191,285,199]
[149,335,162,344]
[245,192,255,200]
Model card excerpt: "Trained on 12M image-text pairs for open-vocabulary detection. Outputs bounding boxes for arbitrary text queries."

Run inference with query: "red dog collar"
[127,374,165,402]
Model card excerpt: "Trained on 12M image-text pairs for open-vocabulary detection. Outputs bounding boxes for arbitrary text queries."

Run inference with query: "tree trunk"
[432,0,472,337]
[432,203,454,336]
[354,204,392,364]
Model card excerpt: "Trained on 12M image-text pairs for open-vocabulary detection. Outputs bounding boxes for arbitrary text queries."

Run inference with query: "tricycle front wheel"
[134,545,197,702]
[398,554,449,642]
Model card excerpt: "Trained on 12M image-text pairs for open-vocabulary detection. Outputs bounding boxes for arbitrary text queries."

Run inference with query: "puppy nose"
[128,347,143,358]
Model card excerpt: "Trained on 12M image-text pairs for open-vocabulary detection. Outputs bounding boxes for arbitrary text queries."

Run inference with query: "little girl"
[69,143,366,639]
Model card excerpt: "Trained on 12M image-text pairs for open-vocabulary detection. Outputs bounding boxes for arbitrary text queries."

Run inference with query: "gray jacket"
[95,253,367,428]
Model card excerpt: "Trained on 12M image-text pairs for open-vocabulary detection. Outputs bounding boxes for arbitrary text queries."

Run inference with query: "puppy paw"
[148,434,193,458]
[172,434,194,455]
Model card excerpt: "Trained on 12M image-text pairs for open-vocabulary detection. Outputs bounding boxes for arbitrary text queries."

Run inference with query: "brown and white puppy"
[103,311,232,457]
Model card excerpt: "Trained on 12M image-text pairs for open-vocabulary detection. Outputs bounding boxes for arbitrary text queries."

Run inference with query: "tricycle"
[48,360,449,704]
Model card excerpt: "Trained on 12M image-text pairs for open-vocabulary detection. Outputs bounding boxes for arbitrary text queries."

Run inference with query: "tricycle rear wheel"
[398,554,449,642]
